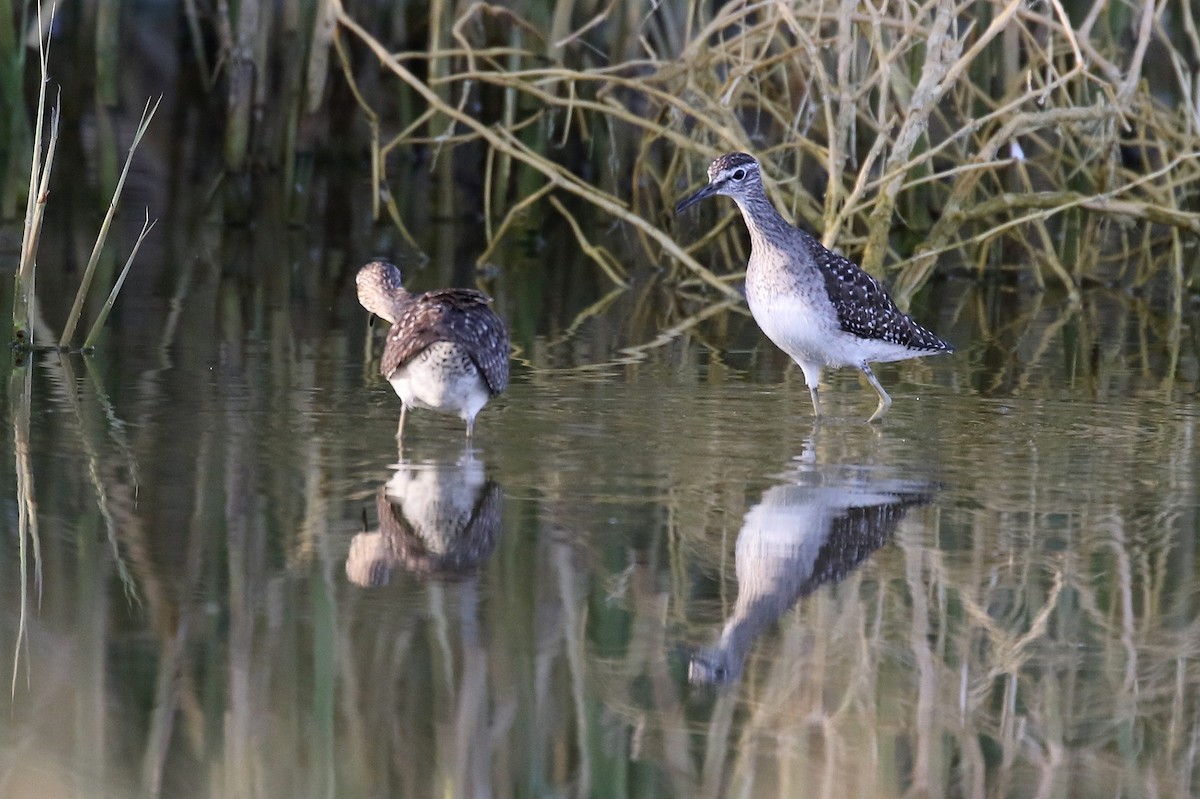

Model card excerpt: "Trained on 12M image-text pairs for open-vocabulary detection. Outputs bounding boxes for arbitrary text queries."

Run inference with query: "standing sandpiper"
[676,152,952,422]
[356,260,510,441]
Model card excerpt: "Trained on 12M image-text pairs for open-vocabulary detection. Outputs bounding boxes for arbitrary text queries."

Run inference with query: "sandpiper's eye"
[732,169,746,181]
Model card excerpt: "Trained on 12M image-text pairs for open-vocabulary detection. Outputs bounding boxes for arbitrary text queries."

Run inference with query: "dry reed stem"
[83,211,157,349]
[12,4,53,346]
[547,195,629,287]
[20,99,58,290]
[59,96,161,348]
[333,0,1198,308]
[306,0,336,113]
[332,26,424,250]
[334,0,741,298]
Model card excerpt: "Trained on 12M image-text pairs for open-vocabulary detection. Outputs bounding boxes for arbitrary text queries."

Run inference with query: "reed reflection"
[346,453,503,586]
[690,467,933,687]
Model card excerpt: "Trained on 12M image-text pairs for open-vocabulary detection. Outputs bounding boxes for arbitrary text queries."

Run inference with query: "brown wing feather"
[804,234,953,353]
[380,289,511,395]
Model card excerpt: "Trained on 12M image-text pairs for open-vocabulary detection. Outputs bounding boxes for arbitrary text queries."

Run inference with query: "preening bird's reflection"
[689,468,933,687]
[346,454,503,586]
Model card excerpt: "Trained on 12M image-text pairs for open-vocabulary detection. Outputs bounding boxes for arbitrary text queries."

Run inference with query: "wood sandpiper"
[676,152,952,422]
[356,260,510,441]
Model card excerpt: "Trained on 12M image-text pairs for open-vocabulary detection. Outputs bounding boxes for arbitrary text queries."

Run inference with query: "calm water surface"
[0,10,1195,792]
[3,258,1197,799]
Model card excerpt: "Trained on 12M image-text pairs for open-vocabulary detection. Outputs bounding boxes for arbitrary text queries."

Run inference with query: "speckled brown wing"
[380,289,511,395]
[803,233,953,353]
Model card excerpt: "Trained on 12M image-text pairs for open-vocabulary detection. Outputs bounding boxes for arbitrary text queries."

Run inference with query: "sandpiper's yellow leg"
[861,365,893,422]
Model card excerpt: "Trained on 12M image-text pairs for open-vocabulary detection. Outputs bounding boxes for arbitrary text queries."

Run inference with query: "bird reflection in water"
[346,454,503,586]
[689,469,932,687]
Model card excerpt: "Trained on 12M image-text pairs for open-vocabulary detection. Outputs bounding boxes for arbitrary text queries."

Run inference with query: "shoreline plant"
[321,0,1197,311]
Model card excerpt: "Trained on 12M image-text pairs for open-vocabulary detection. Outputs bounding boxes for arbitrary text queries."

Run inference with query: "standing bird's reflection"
[346,455,503,586]
[689,474,932,686]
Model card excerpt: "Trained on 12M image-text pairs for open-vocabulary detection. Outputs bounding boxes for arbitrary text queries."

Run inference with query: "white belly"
[748,291,836,364]
[748,291,920,369]
[389,342,491,422]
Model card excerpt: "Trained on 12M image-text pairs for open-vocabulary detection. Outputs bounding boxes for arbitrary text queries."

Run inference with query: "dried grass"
[331,0,1199,309]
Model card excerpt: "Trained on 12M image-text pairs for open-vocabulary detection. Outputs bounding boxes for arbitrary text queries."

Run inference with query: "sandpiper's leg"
[861,364,892,422]
[396,405,408,441]
[798,362,823,418]
[464,415,475,443]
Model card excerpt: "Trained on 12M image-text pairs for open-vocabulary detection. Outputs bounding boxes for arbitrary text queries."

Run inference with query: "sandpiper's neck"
[733,192,795,262]
[366,288,414,326]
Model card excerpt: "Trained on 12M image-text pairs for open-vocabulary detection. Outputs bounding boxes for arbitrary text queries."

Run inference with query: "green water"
[2,230,1197,797]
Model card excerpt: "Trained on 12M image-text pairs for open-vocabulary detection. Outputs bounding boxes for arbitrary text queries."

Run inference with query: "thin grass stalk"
[83,211,157,349]
[59,95,161,348]
[14,98,60,346]
[252,0,272,112]
[380,189,423,254]
[483,146,495,242]
[12,4,52,345]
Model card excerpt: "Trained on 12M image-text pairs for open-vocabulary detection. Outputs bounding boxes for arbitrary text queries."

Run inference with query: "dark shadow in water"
[689,461,933,687]
[346,453,503,586]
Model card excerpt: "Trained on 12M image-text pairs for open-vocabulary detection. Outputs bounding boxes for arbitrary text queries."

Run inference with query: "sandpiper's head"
[674,152,762,214]
[345,531,393,588]
[355,260,406,324]
[687,644,743,687]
